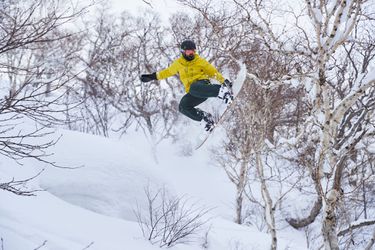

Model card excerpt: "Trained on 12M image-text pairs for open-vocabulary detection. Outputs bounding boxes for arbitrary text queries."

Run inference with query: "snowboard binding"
[218,79,234,104]
[197,109,215,132]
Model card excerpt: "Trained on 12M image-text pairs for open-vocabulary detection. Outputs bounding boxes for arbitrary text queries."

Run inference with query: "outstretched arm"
[156,60,179,80]
[140,60,179,83]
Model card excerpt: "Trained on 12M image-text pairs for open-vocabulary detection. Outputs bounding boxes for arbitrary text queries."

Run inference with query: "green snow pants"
[179,79,221,121]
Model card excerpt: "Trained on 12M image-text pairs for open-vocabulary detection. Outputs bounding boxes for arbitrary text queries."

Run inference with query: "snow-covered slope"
[0,128,306,250]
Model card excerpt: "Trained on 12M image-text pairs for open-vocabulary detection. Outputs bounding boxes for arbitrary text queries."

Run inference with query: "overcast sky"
[109,0,183,23]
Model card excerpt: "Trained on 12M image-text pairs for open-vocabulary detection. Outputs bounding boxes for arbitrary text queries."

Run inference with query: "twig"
[33,240,47,250]
[142,0,153,8]
[0,169,45,196]
[82,241,94,250]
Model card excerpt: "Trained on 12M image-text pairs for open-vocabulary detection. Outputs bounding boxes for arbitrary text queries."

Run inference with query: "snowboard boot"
[218,80,233,104]
[197,109,215,132]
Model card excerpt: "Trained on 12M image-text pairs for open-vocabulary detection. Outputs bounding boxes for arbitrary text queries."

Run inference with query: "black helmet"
[180,40,196,51]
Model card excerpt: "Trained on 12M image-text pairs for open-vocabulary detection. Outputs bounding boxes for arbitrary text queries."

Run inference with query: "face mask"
[182,53,195,61]
[181,49,195,61]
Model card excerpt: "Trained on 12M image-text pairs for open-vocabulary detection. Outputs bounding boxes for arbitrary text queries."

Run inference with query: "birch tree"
[282,1,374,249]
[179,0,375,249]
[240,0,375,249]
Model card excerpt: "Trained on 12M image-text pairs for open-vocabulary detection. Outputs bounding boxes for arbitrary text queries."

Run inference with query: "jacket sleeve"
[202,59,225,83]
[156,60,179,80]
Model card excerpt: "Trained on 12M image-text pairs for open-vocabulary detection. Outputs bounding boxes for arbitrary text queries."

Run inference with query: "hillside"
[0,128,306,250]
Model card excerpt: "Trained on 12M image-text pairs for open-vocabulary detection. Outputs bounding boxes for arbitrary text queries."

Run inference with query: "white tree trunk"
[256,153,277,250]
[322,189,341,250]
[235,160,249,224]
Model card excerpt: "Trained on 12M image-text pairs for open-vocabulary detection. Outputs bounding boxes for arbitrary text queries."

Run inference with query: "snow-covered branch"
[332,71,375,125]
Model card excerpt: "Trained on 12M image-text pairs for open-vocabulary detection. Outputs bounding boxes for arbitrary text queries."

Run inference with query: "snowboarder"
[140,39,233,131]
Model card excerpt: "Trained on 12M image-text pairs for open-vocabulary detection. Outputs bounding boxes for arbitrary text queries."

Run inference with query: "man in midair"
[140,40,232,131]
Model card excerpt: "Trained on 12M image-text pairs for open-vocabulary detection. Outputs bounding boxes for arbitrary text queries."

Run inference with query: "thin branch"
[0,169,44,196]
[338,219,375,237]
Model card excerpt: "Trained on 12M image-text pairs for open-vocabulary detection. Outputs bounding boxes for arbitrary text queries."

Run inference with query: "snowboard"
[194,75,247,150]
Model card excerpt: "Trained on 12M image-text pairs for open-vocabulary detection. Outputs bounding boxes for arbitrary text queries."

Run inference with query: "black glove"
[224,79,233,88]
[140,72,157,82]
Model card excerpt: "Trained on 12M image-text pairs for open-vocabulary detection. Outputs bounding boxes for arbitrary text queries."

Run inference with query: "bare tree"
[134,186,212,248]
[68,6,181,145]
[0,1,92,173]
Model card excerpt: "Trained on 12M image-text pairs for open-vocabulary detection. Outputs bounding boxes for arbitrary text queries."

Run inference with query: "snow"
[0,190,154,250]
[0,126,307,250]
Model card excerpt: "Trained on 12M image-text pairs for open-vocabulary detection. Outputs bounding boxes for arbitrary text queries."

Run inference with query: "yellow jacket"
[156,53,225,93]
